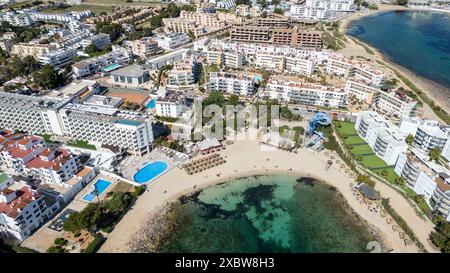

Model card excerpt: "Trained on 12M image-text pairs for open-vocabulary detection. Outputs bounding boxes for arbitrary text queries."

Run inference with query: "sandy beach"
[338,4,450,117]
[98,140,437,253]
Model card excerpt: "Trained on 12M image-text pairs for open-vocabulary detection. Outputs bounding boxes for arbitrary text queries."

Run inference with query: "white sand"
[99,140,437,253]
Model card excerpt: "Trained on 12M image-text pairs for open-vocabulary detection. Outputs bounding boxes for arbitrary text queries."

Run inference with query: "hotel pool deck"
[119,147,189,185]
[82,179,113,202]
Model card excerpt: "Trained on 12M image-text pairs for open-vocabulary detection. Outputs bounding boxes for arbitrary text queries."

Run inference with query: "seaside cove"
[132,175,379,253]
[347,10,450,103]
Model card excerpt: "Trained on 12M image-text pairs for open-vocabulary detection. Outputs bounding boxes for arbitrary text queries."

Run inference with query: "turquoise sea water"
[157,175,377,253]
[347,11,450,89]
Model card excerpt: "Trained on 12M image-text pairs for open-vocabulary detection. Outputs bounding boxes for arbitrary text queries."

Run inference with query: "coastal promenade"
[99,140,435,253]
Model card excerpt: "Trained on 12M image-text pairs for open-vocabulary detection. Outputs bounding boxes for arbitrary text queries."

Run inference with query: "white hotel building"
[206,50,245,69]
[0,92,154,155]
[265,78,347,108]
[209,72,260,96]
[355,111,408,165]
[38,48,77,68]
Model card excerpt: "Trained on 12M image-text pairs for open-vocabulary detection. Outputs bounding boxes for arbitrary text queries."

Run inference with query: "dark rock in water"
[179,195,189,204]
[329,186,337,192]
[296,177,316,187]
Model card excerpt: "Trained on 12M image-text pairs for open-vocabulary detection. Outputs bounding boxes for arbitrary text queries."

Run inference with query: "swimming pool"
[146,99,156,109]
[134,161,168,184]
[82,179,112,202]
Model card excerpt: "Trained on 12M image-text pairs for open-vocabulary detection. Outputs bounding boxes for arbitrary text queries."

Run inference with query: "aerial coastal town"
[0,0,450,255]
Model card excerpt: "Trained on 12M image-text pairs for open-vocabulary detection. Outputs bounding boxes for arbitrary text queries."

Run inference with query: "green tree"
[380,169,388,178]
[273,8,284,15]
[32,65,65,90]
[228,94,240,106]
[406,134,414,145]
[394,176,404,186]
[203,91,225,106]
[430,216,450,253]
[429,148,442,163]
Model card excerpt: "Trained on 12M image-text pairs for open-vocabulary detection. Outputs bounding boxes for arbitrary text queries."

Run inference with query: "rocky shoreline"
[127,204,177,253]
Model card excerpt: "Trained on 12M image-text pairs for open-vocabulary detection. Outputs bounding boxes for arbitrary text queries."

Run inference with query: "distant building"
[344,78,379,104]
[109,64,150,87]
[38,48,77,68]
[145,48,190,70]
[11,43,57,59]
[131,38,161,59]
[72,47,132,78]
[81,33,111,50]
[155,32,191,50]
[0,11,34,26]
[265,77,347,108]
[209,72,260,96]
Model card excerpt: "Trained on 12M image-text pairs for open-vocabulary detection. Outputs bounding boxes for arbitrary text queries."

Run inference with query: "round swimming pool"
[134,161,168,184]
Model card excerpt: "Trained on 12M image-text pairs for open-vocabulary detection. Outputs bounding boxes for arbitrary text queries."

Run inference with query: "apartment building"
[155,91,189,118]
[38,48,77,68]
[155,32,191,50]
[254,53,285,72]
[11,43,57,59]
[372,90,417,118]
[355,111,408,165]
[230,25,322,49]
[0,180,59,242]
[145,48,190,70]
[431,173,450,222]
[209,72,260,96]
[0,135,46,173]
[272,27,323,49]
[394,148,450,221]
[284,55,316,76]
[206,50,245,69]
[290,0,355,21]
[163,11,228,38]
[167,57,201,88]
[72,47,132,78]
[131,38,161,59]
[0,135,81,185]
[344,78,379,104]
[0,11,34,26]
[326,57,385,86]
[81,33,111,50]
[29,10,92,23]
[265,78,347,108]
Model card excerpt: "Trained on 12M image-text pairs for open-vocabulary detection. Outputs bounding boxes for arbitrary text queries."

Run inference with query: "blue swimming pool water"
[134,161,168,184]
[83,179,112,202]
[146,99,156,109]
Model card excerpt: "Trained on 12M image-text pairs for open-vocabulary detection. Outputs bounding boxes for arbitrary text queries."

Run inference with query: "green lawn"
[344,135,366,145]
[350,144,374,155]
[360,155,390,169]
[376,167,400,184]
[335,121,358,135]
[67,140,96,150]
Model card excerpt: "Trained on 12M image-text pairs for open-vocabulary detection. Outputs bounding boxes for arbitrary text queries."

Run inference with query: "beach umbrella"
[399,232,406,239]
[386,218,393,225]
[392,225,399,232]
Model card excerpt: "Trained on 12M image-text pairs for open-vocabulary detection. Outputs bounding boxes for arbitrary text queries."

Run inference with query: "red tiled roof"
[0,186,36,219]
[25,148,71,171]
